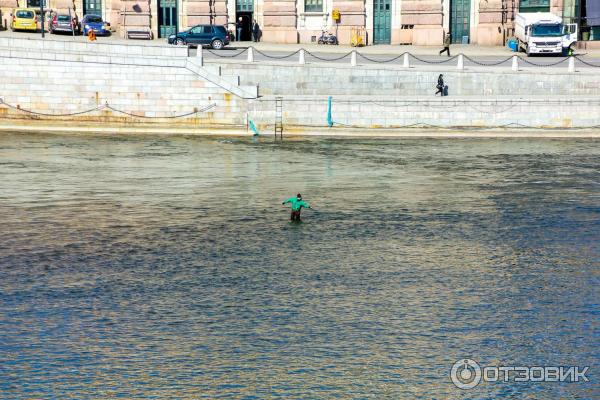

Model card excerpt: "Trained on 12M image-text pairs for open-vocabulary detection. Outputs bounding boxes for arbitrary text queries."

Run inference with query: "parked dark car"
[167,25,230,49]
[50,14,80,35]
[81,14,110,36]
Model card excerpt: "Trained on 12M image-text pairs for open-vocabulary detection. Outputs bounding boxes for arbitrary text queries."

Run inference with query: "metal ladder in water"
[274,97,283,141]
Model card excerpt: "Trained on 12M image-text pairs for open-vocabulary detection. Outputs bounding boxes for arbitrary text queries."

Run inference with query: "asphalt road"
[194,47,600,68]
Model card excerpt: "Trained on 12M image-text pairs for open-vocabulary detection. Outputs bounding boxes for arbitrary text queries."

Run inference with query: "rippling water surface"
[0,133,598,398]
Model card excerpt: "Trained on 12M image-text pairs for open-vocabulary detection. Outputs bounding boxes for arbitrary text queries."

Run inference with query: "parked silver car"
[50,14,80,35]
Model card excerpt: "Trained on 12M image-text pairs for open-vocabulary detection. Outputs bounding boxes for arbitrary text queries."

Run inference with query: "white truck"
[514,12,578,56]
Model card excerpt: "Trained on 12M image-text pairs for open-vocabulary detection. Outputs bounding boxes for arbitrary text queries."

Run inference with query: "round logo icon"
[450,359,482,389]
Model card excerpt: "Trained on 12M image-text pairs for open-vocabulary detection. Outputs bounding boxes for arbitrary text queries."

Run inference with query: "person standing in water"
[282,193,311,221]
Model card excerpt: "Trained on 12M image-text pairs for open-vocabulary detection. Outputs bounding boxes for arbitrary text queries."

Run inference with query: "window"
[27,0,40,7]
[16,10,35,18]
[236,0,253,12]
[203,26,212,34]
[305,0,323,12]
[190,26,202,34]
[86,15,103,23]
[532,24,562,36]
[519,0,550,12]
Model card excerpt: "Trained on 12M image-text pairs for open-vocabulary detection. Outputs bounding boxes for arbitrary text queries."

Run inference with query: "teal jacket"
[282,197,310,211]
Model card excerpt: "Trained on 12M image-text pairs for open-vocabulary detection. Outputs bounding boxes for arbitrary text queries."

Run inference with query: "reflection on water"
[0,133,598,398]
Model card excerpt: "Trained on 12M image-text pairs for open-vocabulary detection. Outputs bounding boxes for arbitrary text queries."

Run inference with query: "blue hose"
[327,96,333,127]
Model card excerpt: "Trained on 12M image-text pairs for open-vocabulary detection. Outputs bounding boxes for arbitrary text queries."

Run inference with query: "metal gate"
[83,0,102,16]
[373,0,391,44]
[450,0,471,44]
[158,0,177,38]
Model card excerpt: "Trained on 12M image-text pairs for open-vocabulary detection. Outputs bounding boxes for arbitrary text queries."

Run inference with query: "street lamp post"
[40,0,45,38]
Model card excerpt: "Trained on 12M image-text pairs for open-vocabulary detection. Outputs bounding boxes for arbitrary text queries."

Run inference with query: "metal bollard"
[196,46,203,66]
[299,49,305,65]
[457,54,464,70]
[350,50,357,67]
[403,53,410,68]
[511,55,519,71]
[568,56,575,73]
[247,47,254,63]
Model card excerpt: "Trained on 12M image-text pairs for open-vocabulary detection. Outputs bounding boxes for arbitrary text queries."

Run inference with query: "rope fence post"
[511,55,519,71]
[299,49,305,65]
[457,54,464,70]
[568,56,575,73]
[196,46,203,67]
[403,53,410,68]
[350,50,357,67]
[247,47,254,63]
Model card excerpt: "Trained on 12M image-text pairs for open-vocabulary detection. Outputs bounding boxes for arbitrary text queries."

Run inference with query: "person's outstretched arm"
[282,197,292,205]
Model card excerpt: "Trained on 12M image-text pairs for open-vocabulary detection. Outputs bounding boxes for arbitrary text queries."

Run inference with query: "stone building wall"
[262,0,297,43]
[332,0,366,45]
[0,0,583,46]
[402,0,444,45]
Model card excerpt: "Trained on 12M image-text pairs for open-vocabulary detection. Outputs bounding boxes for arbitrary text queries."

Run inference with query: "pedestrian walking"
[439,33,451,56]
[435,74,444,96]
[236,17,243,41]
[252,20,260,42]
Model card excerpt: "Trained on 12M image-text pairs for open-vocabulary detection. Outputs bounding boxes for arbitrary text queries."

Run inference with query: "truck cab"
[515,13,577,56]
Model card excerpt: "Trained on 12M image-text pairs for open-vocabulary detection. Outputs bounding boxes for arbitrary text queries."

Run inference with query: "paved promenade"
[3,29,600,57]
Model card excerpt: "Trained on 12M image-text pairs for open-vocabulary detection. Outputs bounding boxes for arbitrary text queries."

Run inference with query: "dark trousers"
[439,46,450,56]
[290,210,301,221]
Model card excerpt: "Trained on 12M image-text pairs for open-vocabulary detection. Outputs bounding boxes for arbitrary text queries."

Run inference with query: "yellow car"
[11,8,38,32]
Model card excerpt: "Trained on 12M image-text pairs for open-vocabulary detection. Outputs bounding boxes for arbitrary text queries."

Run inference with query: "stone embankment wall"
[1,37,600,133]
[213,61,600,97]
[247,96,600,130]
[0,37,255,128]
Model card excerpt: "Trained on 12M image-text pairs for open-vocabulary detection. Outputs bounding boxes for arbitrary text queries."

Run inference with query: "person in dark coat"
[252,19,260,42]
[439,33,451,56]
[435,74,444,96]
[236,17,243,41]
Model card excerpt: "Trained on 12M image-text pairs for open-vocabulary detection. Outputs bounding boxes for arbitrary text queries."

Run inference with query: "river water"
[0,133,598,399]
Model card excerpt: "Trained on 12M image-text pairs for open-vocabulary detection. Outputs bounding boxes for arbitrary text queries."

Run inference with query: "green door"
[158,0,177,38]
[374,0,391,44]
[450,0,470,44]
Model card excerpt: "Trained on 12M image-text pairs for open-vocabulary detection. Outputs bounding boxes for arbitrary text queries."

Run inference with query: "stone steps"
[213,62,600,97]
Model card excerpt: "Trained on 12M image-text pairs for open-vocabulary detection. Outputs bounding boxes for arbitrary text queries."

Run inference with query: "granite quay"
[1,36,600,135]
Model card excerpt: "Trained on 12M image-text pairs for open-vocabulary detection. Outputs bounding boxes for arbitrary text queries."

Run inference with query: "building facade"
[2,0,599,45]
